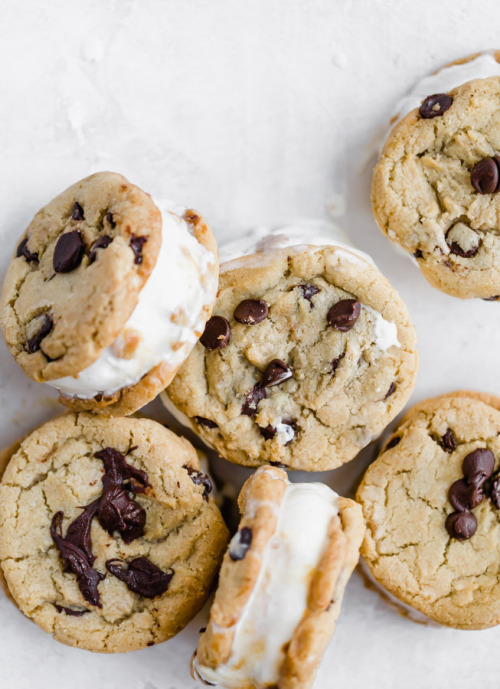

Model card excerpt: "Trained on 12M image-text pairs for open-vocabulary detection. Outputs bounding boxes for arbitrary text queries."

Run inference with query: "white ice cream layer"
[389,50,500,133]
[49,200,216,399]
[198,477,339,688]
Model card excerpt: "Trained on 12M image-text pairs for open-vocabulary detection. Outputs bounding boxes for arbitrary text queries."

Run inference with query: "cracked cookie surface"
[167,245,417,471]
[0,172,162,382]
[0,413,228,652]
[357,391,500,629]
[372,72,500,299]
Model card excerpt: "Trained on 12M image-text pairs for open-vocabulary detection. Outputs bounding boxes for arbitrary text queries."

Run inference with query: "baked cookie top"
[0,172,162,382]
[167,245,418,471]
[357,391,500,629]
[372,72,500,299]
[0,413,228,652]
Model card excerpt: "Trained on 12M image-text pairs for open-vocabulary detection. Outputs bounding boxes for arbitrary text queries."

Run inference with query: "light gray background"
[1,1,500,687]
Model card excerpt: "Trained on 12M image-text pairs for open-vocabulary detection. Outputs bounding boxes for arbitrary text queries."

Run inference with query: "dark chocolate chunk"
[241,383,269,416]
[27,314,53,353]
[54,604,89,617]
[445,511,477,541]
[445,223,480,258]
[299,284,320,307]
[440,429,456,453]
[330,352,345,375]
[89,235,112,264]
[489,471,500,509]
[462,448,495,487]
[261,359,293,388]
[129,235,148,264]
[413,249,423,259]
[471,157,500,195]
[72,202,85,221]
[233,299,269,324]
[327,299,361,331]
[419,93,453,119]
[50,505,104,608]
[106,557,174,598]
[269,461,288,468]
[483,295,499,302]
[184,465,212,500]
[53,230,85,273]
[384,382,396,400]
[229,527,252,561]
[385,436,401,450]
[200,316,231,351]
[95,447,149,544]
[259,424,277,440]
[16,237,38,263]
[105,211,116,228]
[448,478,484,512]
[194,416,218,429]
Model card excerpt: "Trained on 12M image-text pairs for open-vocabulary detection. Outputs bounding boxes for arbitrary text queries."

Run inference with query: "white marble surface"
[2,1,500,687]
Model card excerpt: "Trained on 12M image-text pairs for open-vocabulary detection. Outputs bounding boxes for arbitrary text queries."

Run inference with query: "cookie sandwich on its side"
[0,172,218,415]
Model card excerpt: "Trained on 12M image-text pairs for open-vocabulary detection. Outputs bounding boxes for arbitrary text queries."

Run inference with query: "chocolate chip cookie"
[0,172,218,415]
[166,244,418,471]
[357,391,500,629]
[0,413,228,651]
[193,466,364,689]
[372,52,500,298]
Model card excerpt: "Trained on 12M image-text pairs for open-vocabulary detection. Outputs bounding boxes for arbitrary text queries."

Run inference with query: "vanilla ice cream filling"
[197,479,339,688]
[49,200,216,399]
[387,50,500,136]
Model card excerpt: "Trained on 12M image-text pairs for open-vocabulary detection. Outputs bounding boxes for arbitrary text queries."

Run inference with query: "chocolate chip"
[200,316,231,351]
[445,511,477,541]
[229,527,252,561]
[448,478,484,512]
[72,202,84,221]
[446,223,480,258]
[105,212,116,228]
[413,249,423,259]
[54,604,89,617]
[193,416,218,429]
[327,299,361,331]
[241,383,269,416]
[269,461,288,468]
[489,472,500,509]
[440,429,456,453]
[184,465,212,500]
[330,352,345,375]
[106,557,174,598]
[299,284,320,307]
[95,448,149,544]
[384,382,396,400]
[89,235,112,264]
[386,436,401,450]
[129,235,148,264]
[471,157,500,194]
[27,314,53,353]
[259,425,277,440]
[483,295,499,302]
[419,93,453,119]
[51,503,104,608]
[233,299,269,324]
[261,359,293,388]
[53,230,85,272]
[16,237,38,263]
[462,448,495,487]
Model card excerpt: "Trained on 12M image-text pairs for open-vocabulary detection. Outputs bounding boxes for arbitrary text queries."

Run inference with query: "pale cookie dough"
[167,244,418,471]
[357,391,500,629]
[372,52,500,299]
[0,172,218,415]
[0,413,228,652]
[193,466,364,689]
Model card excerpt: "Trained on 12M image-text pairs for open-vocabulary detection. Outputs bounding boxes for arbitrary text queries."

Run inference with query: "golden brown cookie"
[193,466,364,689]
[166,244,418,471]
[357,391,500,629]
[0,413,228,651]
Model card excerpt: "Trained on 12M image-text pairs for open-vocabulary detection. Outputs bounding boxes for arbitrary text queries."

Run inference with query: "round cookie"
[193,466,364,689]
[357,391,500,629]
[0,172,218,415]
[372,51,500,299]
[0,413,228,652]
[166,244,418,471]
